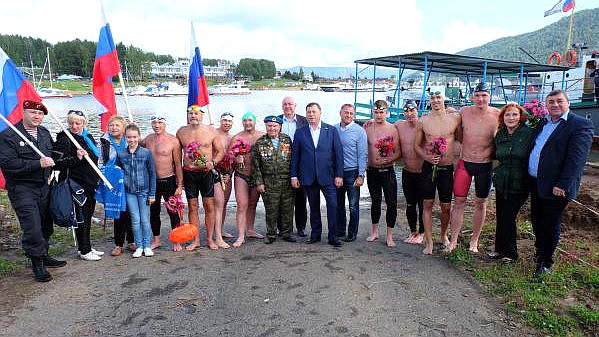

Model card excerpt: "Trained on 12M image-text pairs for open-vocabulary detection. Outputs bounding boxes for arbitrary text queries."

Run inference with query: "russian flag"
[188,22,209,109]
[0,47,42,188]
[93,6,121,132]
[544,0,575,17]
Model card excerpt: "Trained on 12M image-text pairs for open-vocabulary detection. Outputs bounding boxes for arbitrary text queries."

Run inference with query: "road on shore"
[0,206,534,337]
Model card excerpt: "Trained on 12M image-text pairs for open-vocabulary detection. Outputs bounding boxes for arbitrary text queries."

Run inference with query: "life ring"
[547,51,561,65]
[563,49,577,66]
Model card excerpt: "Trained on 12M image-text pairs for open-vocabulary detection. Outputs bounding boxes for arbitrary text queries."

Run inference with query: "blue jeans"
[336,169,360,237]
[126,193,152,249]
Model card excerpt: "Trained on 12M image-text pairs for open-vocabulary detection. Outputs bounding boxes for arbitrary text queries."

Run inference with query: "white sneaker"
[143,247,154,257]
[91,248,105,256]
[79,251,101,261]
[132,248,143,258]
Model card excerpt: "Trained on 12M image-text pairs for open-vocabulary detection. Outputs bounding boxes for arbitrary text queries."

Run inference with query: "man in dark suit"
[528,89,593,279]
[291,102,344,246]
[278,96,309,237]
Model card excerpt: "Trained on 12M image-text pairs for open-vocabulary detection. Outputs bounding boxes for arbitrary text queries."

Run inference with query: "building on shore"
[150,59,235,79]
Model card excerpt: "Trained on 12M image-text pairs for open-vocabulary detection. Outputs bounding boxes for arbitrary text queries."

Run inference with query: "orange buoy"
[563,49,577,66]
[548,51,561,65]
[169,223,199,243]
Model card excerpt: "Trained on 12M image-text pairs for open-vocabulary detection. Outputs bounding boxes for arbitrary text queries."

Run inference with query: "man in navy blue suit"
[528,89,593,279]
[291,102,344,247]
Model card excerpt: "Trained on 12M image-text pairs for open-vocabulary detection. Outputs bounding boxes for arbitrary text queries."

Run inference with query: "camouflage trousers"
[262,176,294,238]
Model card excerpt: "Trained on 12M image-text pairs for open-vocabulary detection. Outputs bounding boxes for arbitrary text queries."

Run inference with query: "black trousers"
[366,167,398,228]
[495,192,528,259]
[150,175,180,236]
[75,188,96,255]
[7,183,53,258]
[294,186,307,232]
[530,180,568,268]
[402,169,424,234]
[114,210,133,246]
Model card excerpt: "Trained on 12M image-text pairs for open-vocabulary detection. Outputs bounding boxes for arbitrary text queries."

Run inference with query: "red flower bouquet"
[523,99,548,129]
[229,138,251,169]
[427,137,448,182]
[185,141,208,168]
[374,136,395,157]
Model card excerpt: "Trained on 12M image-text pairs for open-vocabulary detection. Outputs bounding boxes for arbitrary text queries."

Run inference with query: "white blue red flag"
[93,6,121,132]
[0,47,42,188]
[188,22,209,109]
[544,0,575,17]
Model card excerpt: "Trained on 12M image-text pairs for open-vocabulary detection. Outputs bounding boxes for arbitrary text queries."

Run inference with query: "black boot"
[43,256,67,268]
[31,257,52,282]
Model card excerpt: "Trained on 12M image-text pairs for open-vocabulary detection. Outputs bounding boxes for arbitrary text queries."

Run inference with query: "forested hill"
[458,7,599,62]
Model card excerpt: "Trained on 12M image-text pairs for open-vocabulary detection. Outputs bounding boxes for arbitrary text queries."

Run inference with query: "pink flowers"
[523,99,548,129]
[185,141,208,168]
[374,136,395,158]
[427,136,448,182]
[229,137,251,169]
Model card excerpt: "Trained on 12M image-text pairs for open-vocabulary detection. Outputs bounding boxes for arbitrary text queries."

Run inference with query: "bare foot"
[222,232,235,239]
[207,242,219,250]
[216,240,230,249]
[412,234,424,244]
[468,243,479,253]
[386,238,396,247]
[233,238,245,248]
[422,245,433,255]
[403,234,414,243]
[186,242,200,251]
[247,230,264,239]
[442,236,451,248]
[150,242,162,250]
[444,242,457,253]
[173,243,183,252]
[366,233,379,242]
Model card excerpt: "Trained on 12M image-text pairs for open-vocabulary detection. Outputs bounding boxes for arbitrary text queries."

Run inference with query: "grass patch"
[0,257,20,276]
[447,219,599,337]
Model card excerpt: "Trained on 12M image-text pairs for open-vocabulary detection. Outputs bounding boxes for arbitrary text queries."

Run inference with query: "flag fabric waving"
[0,47,43,188]
[188,22,209,109]
[544,0,575,17]
[93,6,121,132]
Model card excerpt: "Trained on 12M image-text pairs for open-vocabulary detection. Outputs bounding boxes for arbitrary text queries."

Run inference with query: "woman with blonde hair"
[53,110,102,261]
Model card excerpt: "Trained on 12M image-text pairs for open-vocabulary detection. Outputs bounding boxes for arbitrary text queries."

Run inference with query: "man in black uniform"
[0,100,66,282]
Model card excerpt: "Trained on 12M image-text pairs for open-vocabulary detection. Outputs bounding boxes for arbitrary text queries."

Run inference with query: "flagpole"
[566,8,574,52]
[117,71,133,122]
[0,114,45,157]
[46,109,113,190]
[207,105,213,125]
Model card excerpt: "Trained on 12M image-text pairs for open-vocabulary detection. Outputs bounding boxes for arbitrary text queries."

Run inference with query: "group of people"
[0,86,592,283]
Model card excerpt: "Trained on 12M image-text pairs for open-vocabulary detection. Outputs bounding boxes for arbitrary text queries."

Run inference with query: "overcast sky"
[1,0,597,68]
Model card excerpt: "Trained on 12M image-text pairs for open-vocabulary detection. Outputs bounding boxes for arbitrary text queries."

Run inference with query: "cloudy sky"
[1,0,597,68]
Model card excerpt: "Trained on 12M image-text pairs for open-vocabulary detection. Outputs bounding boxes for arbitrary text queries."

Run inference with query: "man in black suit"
[278,96,309,237]
[291,102,344,246]
[527,89,593,279]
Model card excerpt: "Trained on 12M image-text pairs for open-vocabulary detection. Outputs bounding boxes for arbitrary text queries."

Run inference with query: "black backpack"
[49,176,87,228]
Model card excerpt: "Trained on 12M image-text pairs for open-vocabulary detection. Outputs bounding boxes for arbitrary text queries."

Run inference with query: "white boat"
[209,82,251,95]
[150,82,188,97]
[320,82,351,92]
[38,87,72,99]
[36,47,72,99]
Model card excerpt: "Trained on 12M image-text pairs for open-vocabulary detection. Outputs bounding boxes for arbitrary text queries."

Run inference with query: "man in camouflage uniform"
[252,115,297,244]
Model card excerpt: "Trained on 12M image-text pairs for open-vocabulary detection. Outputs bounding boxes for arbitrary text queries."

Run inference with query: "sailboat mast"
[30,56,36,89]
[46,47,53,89]
[566,9,574,51]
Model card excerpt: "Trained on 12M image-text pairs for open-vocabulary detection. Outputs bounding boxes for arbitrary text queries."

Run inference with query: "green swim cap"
[242,112,256,122]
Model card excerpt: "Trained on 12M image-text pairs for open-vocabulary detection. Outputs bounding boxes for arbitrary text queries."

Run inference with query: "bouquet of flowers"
[215,154,234,189]
[374,136,395,157]
[427,137,448,182]
[523,99,548,129]
[185,141,208,168]
[165,195,185,215]
[229,138,251,169]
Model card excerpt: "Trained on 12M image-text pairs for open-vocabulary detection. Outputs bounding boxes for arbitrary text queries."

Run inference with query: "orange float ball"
[169,223,199,243]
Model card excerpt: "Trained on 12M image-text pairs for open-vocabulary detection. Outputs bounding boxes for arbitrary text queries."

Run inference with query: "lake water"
[41,90,388,137]
[40,90,401,204]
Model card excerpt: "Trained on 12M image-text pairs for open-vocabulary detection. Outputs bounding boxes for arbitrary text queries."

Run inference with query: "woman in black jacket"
[489,103,535,262]
[53,110,102,261]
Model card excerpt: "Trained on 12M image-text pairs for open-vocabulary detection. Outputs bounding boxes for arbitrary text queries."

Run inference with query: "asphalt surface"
[0,206,534,337]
